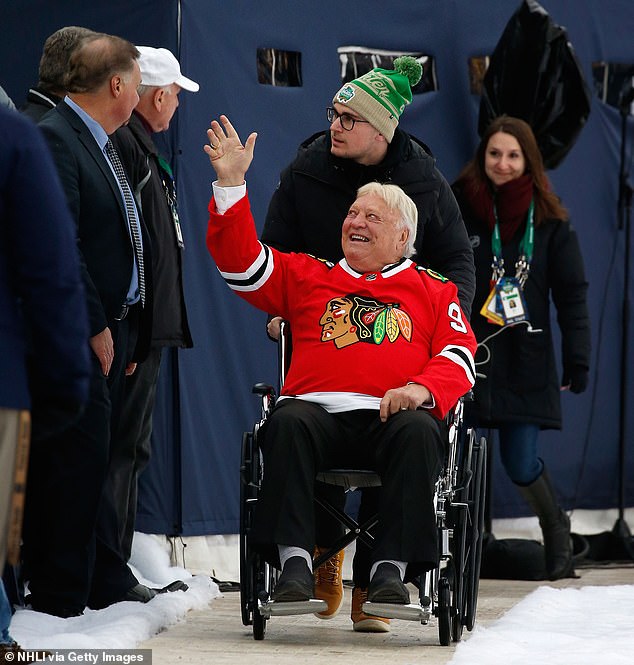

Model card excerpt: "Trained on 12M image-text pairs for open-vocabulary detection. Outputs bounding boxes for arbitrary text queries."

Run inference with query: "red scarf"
[465,175,534,245]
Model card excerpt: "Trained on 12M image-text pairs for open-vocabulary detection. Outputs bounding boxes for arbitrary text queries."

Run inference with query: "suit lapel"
[57,102,128,222]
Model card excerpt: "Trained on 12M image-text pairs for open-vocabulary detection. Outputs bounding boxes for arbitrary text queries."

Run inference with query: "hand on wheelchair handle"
[560,365,588,394]
[267,316,282,341]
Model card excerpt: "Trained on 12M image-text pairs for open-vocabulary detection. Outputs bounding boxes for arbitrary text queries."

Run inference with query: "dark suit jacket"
[0,105,90,410]
[38,101,152,361]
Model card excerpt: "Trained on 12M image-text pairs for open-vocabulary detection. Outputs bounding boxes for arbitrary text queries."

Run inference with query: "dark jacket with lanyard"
[262,128,475,318]
[453,179,591,429]
[112,112,193,349]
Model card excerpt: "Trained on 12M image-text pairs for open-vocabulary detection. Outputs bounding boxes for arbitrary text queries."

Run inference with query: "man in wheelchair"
[204,115,477,608]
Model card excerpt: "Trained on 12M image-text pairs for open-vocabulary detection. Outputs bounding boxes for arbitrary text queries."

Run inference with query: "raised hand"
[204,115,257,187]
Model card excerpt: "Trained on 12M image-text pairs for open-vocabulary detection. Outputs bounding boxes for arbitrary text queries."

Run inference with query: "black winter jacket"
[454,185,591,429]
[20,87,61,123]
[112,113,193,348]
[262,129,475,318]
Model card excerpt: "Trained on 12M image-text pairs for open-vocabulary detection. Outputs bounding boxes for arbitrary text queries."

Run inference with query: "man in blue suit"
[0,105,90,647]
[23,32,164,617]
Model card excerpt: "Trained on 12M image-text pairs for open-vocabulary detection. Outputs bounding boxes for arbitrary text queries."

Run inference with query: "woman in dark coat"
[452,116,591,580]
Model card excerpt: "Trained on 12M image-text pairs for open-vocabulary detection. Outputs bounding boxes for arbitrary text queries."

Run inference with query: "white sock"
[278,545,313,571]
[370,560,406,581]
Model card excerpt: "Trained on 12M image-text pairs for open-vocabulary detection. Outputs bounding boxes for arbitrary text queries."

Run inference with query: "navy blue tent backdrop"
[2,0,633,536]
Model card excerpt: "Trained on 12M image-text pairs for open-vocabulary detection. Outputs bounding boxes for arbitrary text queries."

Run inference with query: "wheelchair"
[239,321,487,644]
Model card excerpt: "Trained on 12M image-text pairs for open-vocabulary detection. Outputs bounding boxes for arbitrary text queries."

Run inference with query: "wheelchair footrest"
[362,601,432,623]
[259,598,327,618]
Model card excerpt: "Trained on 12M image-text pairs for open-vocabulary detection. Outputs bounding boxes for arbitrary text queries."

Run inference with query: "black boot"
[516,467,574,580]
[273,557,313,602]
[367,563,410,604]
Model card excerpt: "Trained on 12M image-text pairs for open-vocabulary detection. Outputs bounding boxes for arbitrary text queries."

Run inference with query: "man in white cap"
[110,47,198,561]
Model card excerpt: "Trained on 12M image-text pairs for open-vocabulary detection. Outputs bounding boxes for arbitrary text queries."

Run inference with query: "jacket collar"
[126,111,158,156]
[339,257,413,278]
[27,87,61,109]
[298,129,435,183]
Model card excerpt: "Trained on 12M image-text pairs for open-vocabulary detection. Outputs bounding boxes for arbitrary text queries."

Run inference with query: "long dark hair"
[455,115,568,224]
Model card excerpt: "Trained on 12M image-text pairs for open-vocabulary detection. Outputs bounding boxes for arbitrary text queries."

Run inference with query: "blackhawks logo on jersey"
[319,294,412,349]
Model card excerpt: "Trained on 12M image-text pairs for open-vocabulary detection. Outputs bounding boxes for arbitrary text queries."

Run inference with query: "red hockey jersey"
[207,194,476,420]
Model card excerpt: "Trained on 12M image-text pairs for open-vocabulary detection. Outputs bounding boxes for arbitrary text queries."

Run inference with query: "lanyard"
[157,154,173,177]
[157,155,185,249]
[491,198,534,287]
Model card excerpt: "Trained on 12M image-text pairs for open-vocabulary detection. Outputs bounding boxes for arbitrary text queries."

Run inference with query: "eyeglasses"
[326,107,370,131]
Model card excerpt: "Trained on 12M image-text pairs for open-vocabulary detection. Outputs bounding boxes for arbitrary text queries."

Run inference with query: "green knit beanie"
[333,56,422,143]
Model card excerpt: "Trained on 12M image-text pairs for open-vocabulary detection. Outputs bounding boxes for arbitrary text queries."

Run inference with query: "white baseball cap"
[136,46,199,92]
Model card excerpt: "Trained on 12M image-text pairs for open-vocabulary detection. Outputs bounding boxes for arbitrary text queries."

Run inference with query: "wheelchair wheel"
[450,428,487,635]
[253,605,266,640]
[437,576,451,646]
[448,503,467,642]
[463,435,487,631]
[239,551,253,627]
[251,558,278,640]
[240,431,261,627]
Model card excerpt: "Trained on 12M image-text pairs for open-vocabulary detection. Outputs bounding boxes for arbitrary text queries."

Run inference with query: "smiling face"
[484,131,526,187]
[341,192,409,273]
[329,102,388,166]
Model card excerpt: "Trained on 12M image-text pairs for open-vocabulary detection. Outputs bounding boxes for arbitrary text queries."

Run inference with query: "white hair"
[356,182,418,258]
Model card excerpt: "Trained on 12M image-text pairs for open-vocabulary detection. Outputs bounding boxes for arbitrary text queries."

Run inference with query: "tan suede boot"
[313,547,344,618]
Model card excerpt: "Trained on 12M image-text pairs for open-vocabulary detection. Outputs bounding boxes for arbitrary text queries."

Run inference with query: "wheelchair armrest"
[253,383,276,419]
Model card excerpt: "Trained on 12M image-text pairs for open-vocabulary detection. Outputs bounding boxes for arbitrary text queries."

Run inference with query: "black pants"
[23,312,139,613]
[110,347,163,560]
[250,399,444,581]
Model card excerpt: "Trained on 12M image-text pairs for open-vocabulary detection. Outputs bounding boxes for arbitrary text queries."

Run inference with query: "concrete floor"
[139,563,634,664]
